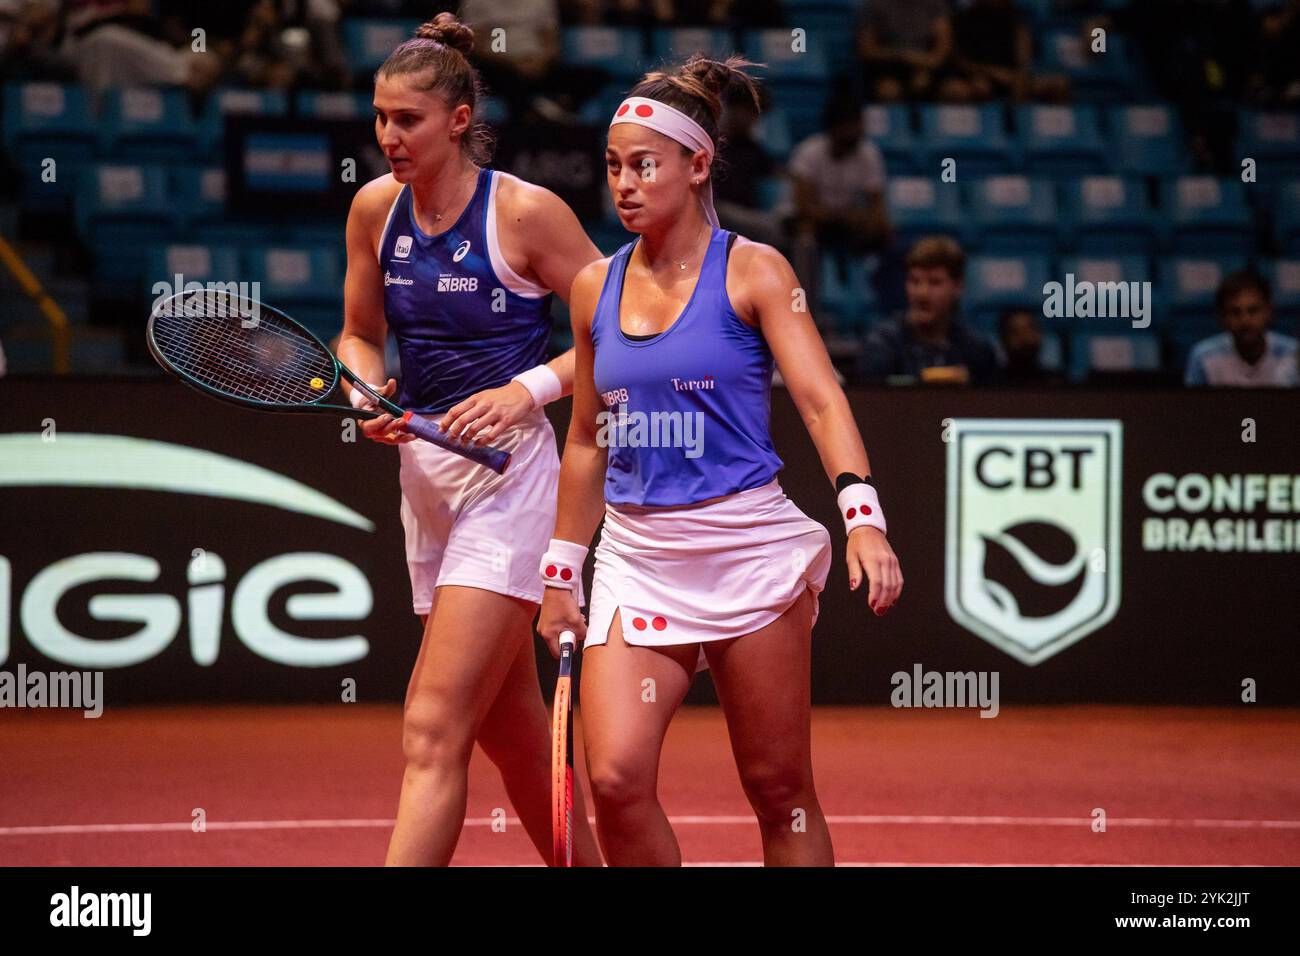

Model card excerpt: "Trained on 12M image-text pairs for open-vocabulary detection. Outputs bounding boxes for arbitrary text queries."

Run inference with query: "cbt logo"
[945,419,1122,664]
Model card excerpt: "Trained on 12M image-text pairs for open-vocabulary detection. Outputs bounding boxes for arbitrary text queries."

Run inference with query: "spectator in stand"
[460,0,606,122]
[950,0,1069,103]
[858,236,998,385]
[856,0,956,102]
[713,83,784,250]
[58,0,223,96]
[998,307,1063,384]
[789,91,891,321]
[1185,270,1298,387]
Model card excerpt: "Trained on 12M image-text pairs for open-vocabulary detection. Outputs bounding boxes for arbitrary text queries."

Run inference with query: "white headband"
[609,96,719,228]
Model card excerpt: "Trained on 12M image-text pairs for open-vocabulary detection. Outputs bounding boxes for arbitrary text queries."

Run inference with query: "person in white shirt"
[1185,270,1298,387]
[788,92,891,323]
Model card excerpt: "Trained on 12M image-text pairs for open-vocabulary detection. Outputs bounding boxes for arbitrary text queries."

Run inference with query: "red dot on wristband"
[545,565,557,578]
[560,568,573,581]
[846,507,857,519]
[633,617,647,630]
[652,616,667,630]
[863,506,872,515]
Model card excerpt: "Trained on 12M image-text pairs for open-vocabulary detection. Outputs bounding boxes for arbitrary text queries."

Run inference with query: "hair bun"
[415,12,474,56]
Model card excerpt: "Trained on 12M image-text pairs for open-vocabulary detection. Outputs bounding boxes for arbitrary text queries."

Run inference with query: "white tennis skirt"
[585,478,833,671]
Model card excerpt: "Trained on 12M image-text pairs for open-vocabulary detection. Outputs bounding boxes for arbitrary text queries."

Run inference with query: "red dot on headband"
[635,104,654,117]
[616,103,630,116]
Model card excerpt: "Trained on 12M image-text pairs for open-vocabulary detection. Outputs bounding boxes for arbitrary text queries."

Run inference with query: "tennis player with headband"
[538,55,904,866]
[338,12,601,866]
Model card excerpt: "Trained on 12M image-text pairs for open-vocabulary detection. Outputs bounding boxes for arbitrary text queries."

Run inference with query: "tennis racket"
[551,629,577,867]
[146,289,512,475]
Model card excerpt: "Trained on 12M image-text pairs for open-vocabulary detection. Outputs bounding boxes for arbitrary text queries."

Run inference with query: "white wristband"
[540,538,588,607]
[838,482,886,537]
[512,364,563,409]
[348,382,384,412]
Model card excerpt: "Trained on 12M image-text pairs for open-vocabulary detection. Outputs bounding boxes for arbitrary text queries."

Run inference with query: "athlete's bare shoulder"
[569,255,615,333]
[491,170,572,227]
[349,173,404,229]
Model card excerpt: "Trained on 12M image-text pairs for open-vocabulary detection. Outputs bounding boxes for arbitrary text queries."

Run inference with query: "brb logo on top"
[944,419,1122,664]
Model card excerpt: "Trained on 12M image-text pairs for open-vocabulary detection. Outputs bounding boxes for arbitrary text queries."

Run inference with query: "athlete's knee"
[478,722,546,777]
[401,696,475,771]
[738,762,813,825]
[586,755,655,811]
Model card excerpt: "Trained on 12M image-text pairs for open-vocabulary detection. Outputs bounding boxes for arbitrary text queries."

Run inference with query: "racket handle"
[558,630,577,650]
[401,411,512,475]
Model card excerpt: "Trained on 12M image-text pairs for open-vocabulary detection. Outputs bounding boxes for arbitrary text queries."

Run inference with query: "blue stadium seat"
[819,254,874,334]
[1158,255,1249,326]
[1274,180,1300,254]
[1260,258,1300,312]
[145,243,243,297]
[170,166,227,232]
[967,175,1058,254]
[753,108,792,161]
[1068,332,1161,381]
[772,85,832,145]
[864,105,918,174]
[1038,29,1135,101]
[99,87,197,164]
[1238,110,1300,179]
[1059,254,1151,287]
[964,254,1052,328]
[343,19,421,75]
[577,81,630,125]
[1060,175,1155,254]
[1107,104,1186,177]
[561,26,645,82]
[197,89,290,154]
[1015,105,1106,176]
[243,245,344,338]
[75,165,178,293]
[1162,176,1253,253]
[886,176,964,247]
[651,27,735,62]
[918,104,1014,176]
[3,82,97,213]
[756,175,793,213]
[297,90,373,120]
[743,29,830,82]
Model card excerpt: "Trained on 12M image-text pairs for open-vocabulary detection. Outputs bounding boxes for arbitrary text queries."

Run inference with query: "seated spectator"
[1185,270,1298,386]
[858,236,998,385]
[998,307,1063,384]
[713,84,784,250]
[460,0,606,122]
[789,91,891,319]
[951,0,1069,103]
[856,0,958,102]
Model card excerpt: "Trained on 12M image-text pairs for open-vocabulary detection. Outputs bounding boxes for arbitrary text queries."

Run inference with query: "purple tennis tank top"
[591,227,784,507]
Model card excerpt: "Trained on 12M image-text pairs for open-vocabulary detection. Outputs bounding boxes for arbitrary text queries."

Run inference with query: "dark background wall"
[1,378,1295,706]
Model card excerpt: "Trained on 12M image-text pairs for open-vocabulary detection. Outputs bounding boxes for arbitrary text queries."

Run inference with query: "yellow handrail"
[0,232,71,373]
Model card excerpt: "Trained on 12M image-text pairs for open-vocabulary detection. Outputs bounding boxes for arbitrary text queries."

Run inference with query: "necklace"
[427,168,476,226]
[675,221,712,270]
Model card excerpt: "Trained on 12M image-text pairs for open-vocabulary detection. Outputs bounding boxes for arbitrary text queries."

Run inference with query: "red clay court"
[2,704,1296,866]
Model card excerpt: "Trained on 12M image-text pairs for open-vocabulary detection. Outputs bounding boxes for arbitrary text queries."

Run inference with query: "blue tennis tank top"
[591,227,784,507]
[378,168,552,414]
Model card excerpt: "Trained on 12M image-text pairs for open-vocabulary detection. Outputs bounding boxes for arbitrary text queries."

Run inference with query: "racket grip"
[401,411,512,475]
[558,630,576,649]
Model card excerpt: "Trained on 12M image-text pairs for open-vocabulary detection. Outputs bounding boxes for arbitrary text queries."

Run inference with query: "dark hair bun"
[415,12,474,56]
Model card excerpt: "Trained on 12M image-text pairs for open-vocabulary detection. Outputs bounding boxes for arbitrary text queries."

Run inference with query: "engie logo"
[437,275,478,292]
[945,419,1122,665]
[0,434,374,670]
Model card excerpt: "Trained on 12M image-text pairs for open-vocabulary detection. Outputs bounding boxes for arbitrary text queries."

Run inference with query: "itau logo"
[945,419,1122,664]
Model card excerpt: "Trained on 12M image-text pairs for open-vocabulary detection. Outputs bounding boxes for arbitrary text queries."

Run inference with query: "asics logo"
[452,239,471,262]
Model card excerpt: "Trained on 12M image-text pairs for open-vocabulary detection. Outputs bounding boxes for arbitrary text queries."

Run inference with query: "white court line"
[2,814,1299,837]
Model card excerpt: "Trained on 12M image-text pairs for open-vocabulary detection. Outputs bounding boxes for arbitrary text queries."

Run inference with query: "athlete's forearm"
[336,332,386,393]
[551,438,608,548]
[545,348,576,399]
[801,392,873,486]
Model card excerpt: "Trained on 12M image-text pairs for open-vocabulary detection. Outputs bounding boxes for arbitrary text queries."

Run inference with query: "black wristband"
[835,472,875,493]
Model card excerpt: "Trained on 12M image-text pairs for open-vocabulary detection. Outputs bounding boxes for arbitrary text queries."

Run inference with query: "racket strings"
[151,293,336,405]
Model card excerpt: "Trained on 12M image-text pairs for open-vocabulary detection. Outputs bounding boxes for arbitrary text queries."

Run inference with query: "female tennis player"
[338,13,602,867]
[537,55,904,866]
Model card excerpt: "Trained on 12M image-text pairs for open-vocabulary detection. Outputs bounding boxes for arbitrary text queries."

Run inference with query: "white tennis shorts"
[397,406,559,615]
[585,478,833,670]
